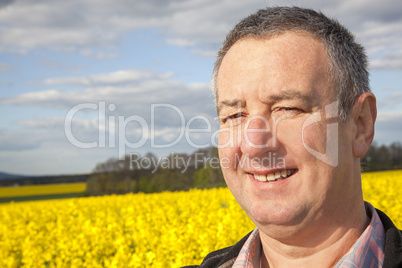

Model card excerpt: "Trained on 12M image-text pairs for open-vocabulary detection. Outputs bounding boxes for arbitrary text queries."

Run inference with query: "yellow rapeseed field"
[0,183,86,198]
[0,170,401,267]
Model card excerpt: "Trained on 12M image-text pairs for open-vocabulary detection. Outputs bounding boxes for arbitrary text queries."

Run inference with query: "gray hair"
[212,6,370,120]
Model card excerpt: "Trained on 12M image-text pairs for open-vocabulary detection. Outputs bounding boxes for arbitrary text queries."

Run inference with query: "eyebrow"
[217,99,245,114]
[217,90,314,114]
[268,90,313,104]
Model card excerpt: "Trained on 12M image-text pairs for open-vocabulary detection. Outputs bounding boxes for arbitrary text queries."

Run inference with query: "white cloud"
[166,38,196,47]
[0,131,43,151]
[0,69,216,129]
[1,89,66,108]
[19,117,65,129]
[331,2,402,70]
[78,49,118,59]
[1,69,213,115]
[370,50,402,70]
[1,0,401,69]
[377,93,402,111]
[0,0,300,52]
[191,49,216,58]
[0,67,218,158]
[43,69,173,86]
[377,111,402,122]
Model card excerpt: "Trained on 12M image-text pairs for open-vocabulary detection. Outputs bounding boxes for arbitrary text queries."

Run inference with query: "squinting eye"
[222,112,244,123]
[280,107,303,112]
[282,107,298,111]
[273,107,304,119]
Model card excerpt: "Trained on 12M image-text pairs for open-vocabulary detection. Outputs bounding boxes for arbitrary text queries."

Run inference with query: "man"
[185,6,401,268]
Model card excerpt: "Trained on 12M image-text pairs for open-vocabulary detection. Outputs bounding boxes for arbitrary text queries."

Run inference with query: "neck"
[259,201,369,268]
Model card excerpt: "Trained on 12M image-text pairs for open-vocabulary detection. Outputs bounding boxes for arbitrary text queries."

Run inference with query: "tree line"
[0,174,89,187]
[86,147,225,195]
[361,142,402,171]
[87,142,402,196]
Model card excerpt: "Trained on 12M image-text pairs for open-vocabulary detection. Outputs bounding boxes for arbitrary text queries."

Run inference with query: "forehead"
[216,32,333,109]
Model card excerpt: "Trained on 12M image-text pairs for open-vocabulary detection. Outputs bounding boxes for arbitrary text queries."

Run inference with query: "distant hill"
[0,172,90,187]
[0,172,28,180]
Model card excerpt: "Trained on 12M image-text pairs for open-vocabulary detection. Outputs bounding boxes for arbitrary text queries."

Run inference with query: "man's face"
[217,33,357,232]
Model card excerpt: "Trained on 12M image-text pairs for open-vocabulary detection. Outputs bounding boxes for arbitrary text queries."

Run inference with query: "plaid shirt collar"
[232,202,385,268]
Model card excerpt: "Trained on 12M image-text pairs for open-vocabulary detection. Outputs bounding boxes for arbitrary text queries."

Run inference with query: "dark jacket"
[184,209,401,268]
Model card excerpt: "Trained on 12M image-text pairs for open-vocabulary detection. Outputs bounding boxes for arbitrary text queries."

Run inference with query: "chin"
[247,201,306,228]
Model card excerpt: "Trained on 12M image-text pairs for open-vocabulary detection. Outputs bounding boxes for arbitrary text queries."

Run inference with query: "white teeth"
[267,173,275,181]
[254,169,296,182]
[254,175,267,182]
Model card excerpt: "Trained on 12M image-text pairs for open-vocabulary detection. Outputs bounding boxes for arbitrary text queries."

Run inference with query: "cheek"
[218,127,243,187]
[218,146,238,190]
[218,125,243,156]
[276,118,328,165]
[218,125,242,147]
[276,119,306,152]
[218,128,237,170]
[298,120,329,154]
[218,127,231,148]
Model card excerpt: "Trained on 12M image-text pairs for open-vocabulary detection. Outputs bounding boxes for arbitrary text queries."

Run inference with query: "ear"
[351,92,377,158]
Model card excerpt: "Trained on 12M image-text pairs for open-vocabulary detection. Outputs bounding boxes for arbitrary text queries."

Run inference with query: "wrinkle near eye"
[273,108,304,119]
[217,99,245,116]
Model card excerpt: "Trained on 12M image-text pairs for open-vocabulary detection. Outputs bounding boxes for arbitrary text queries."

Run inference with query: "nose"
[240,115,278,158]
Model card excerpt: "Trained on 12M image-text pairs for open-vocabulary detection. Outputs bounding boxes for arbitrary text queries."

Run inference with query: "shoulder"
[182,231,252,268]
[375,208,402,268]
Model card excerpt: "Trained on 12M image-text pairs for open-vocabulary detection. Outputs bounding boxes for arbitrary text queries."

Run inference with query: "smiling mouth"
[253,169,297,182]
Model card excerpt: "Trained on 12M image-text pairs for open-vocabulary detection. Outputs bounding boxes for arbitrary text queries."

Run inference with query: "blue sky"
[0,0,401,176]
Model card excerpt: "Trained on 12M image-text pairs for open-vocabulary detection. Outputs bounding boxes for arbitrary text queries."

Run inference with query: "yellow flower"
[0,170,400,267]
